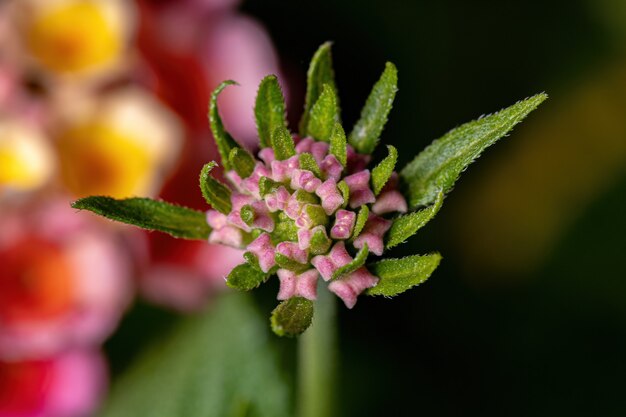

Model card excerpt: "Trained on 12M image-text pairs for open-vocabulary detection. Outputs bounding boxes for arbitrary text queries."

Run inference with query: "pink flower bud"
[346,145,371,173]
[295,137,315,154]
[330,209,356,240]
[371,190,408,215]
[328,267,379,308]
[277,269,319,301]
[242,163,271,198]
[311,241,353,281]
[310,141,330,164]
[264,186,290,212]
[271,156,299,182]
[343,170,376,208]
[248,200,275,232]
[258,147,275,165]
[247,233,276,273]
[315,179,344,215]
[320,154,343,181]
[297,225,327,250]
[276,241,308,264]
[353,214,392,256]
[225,170,244,191]
[291,169,322,193]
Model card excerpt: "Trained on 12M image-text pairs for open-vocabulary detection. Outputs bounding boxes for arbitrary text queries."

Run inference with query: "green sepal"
[240,204,255,227]
[366,253,441,296]
[352,205,369,239]
[259,176,282,197]
[386,191,444,249]
[71,197,211,240]
[199,162,232,214]
[294,189,319,205]
[226,263,267,291]
[309,228,332,255]
[209,80,241,170]
[270,297,315,337]
[299,152,322,177]
[270,212,298,243]
[337,180,350,208]
[304,204,328,227]
[400,93,547,208]
[331,243,369,280]
[271,126,296,161]
[229,147,255,179]
[299,42,338,137]
[275,253,309,272]
[329,122,347,167]
[255,75,288,148]
[371,145,397,195]
[306,84,339,142]
[348,62,398,154]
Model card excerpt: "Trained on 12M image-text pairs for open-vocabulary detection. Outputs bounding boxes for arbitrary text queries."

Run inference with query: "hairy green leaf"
[259,176,281,197]
[271,297,314,337]
[348,62,398,154]
[271,212,298,243]
[337,180,350,208]
[352,205,369,239]
[332,243,369,280]
[401,93,547,208]
[72,197,211,240]
[199,162,232,214]
[299,152,322,177]
[209,80,241,170]
[299,42,338,136]
[329,122,347,167]
[229,147,255,178]
[385,191,444,249]
[371,145,398,195]
[366,253,441,296]
[307,84,340,142]
[275,253,309,272]
[227,263,267,291]
[99,294,290,417]
[255,75,287,148]
[271,126,296,160]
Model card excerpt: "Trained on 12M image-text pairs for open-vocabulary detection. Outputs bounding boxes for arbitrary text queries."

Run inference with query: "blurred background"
[1,0,625,416]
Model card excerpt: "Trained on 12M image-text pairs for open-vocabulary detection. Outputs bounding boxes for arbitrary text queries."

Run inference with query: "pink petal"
[258,147,275,164]
[343,170,376,208]
[353,214,392,256]
[294,137,315,154]
[330,209,356,240]
[328,267,379,309]
[276,241,308,264]
[320,154,343,181]
[311,242,353,281]
[291,169,322,193]
[310,141,330,165]
[315,179,344,215]
[247,233,276,272]
[372,190,408,215]
[271,155,300,182]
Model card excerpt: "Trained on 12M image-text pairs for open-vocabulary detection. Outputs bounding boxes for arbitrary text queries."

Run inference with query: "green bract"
[71,42,545,337]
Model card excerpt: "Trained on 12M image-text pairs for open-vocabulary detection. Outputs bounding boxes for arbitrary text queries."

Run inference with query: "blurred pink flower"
[0,349,106,417]
[0,199,133,360]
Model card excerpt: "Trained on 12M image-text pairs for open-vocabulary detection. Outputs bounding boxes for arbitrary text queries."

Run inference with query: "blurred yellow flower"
[0,119,55,192]
[57,88,182,198]
[19,0,133,76]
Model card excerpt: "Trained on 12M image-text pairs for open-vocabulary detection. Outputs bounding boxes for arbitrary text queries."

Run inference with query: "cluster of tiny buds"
[206,136,408,308]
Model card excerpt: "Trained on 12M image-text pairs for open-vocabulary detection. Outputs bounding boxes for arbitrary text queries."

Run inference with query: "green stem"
[297,283,338,417]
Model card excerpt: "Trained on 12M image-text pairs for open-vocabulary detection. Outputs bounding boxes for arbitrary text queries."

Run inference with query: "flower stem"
[297,284,337,417]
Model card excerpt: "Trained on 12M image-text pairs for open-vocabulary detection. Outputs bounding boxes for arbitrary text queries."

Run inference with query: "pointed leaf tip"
[227,263,267,291]
[371,145,398,195]
[271,297,314,337]
[209,80,241,170]
[255,75,288,148]
[385,191,443,249]
[72,196,211,240]
[271,126,296,160]
[349,62,398,154]
[329,122,347,167]
[366,253,441,297]
[400,93,547,208]
[307,84,340,142]
[299,42,338,137]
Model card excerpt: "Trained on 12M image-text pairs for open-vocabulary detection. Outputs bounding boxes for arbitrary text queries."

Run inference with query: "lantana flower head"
[73,43,546,336]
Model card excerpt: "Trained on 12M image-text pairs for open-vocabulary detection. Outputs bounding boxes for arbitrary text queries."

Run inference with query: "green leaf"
[271,126,296,161]
[299,42,338,137]
[271,297,314,337]
[226,263,267,291]
[229,147,255,179]
[366,253,442,296]
[199,162,232,214]
[306,84,339,142]
[72,197,211,240]
[332,243,369,280]
[309,228,331,255]
[400,93,548,208]
[371,145,398,195]
[259,176,281,197]
[337,180,350,208]
[255,75,288,148]
[299,152,322,177]
[99,293,290,417]
[209,80,241,170]
[352,205,369,239]
[329,122,347,167]
[385,191,444,249]
[275,253,309,272]
[240,205,255,227]
[270,212,298,243]
[348,62,398,154]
